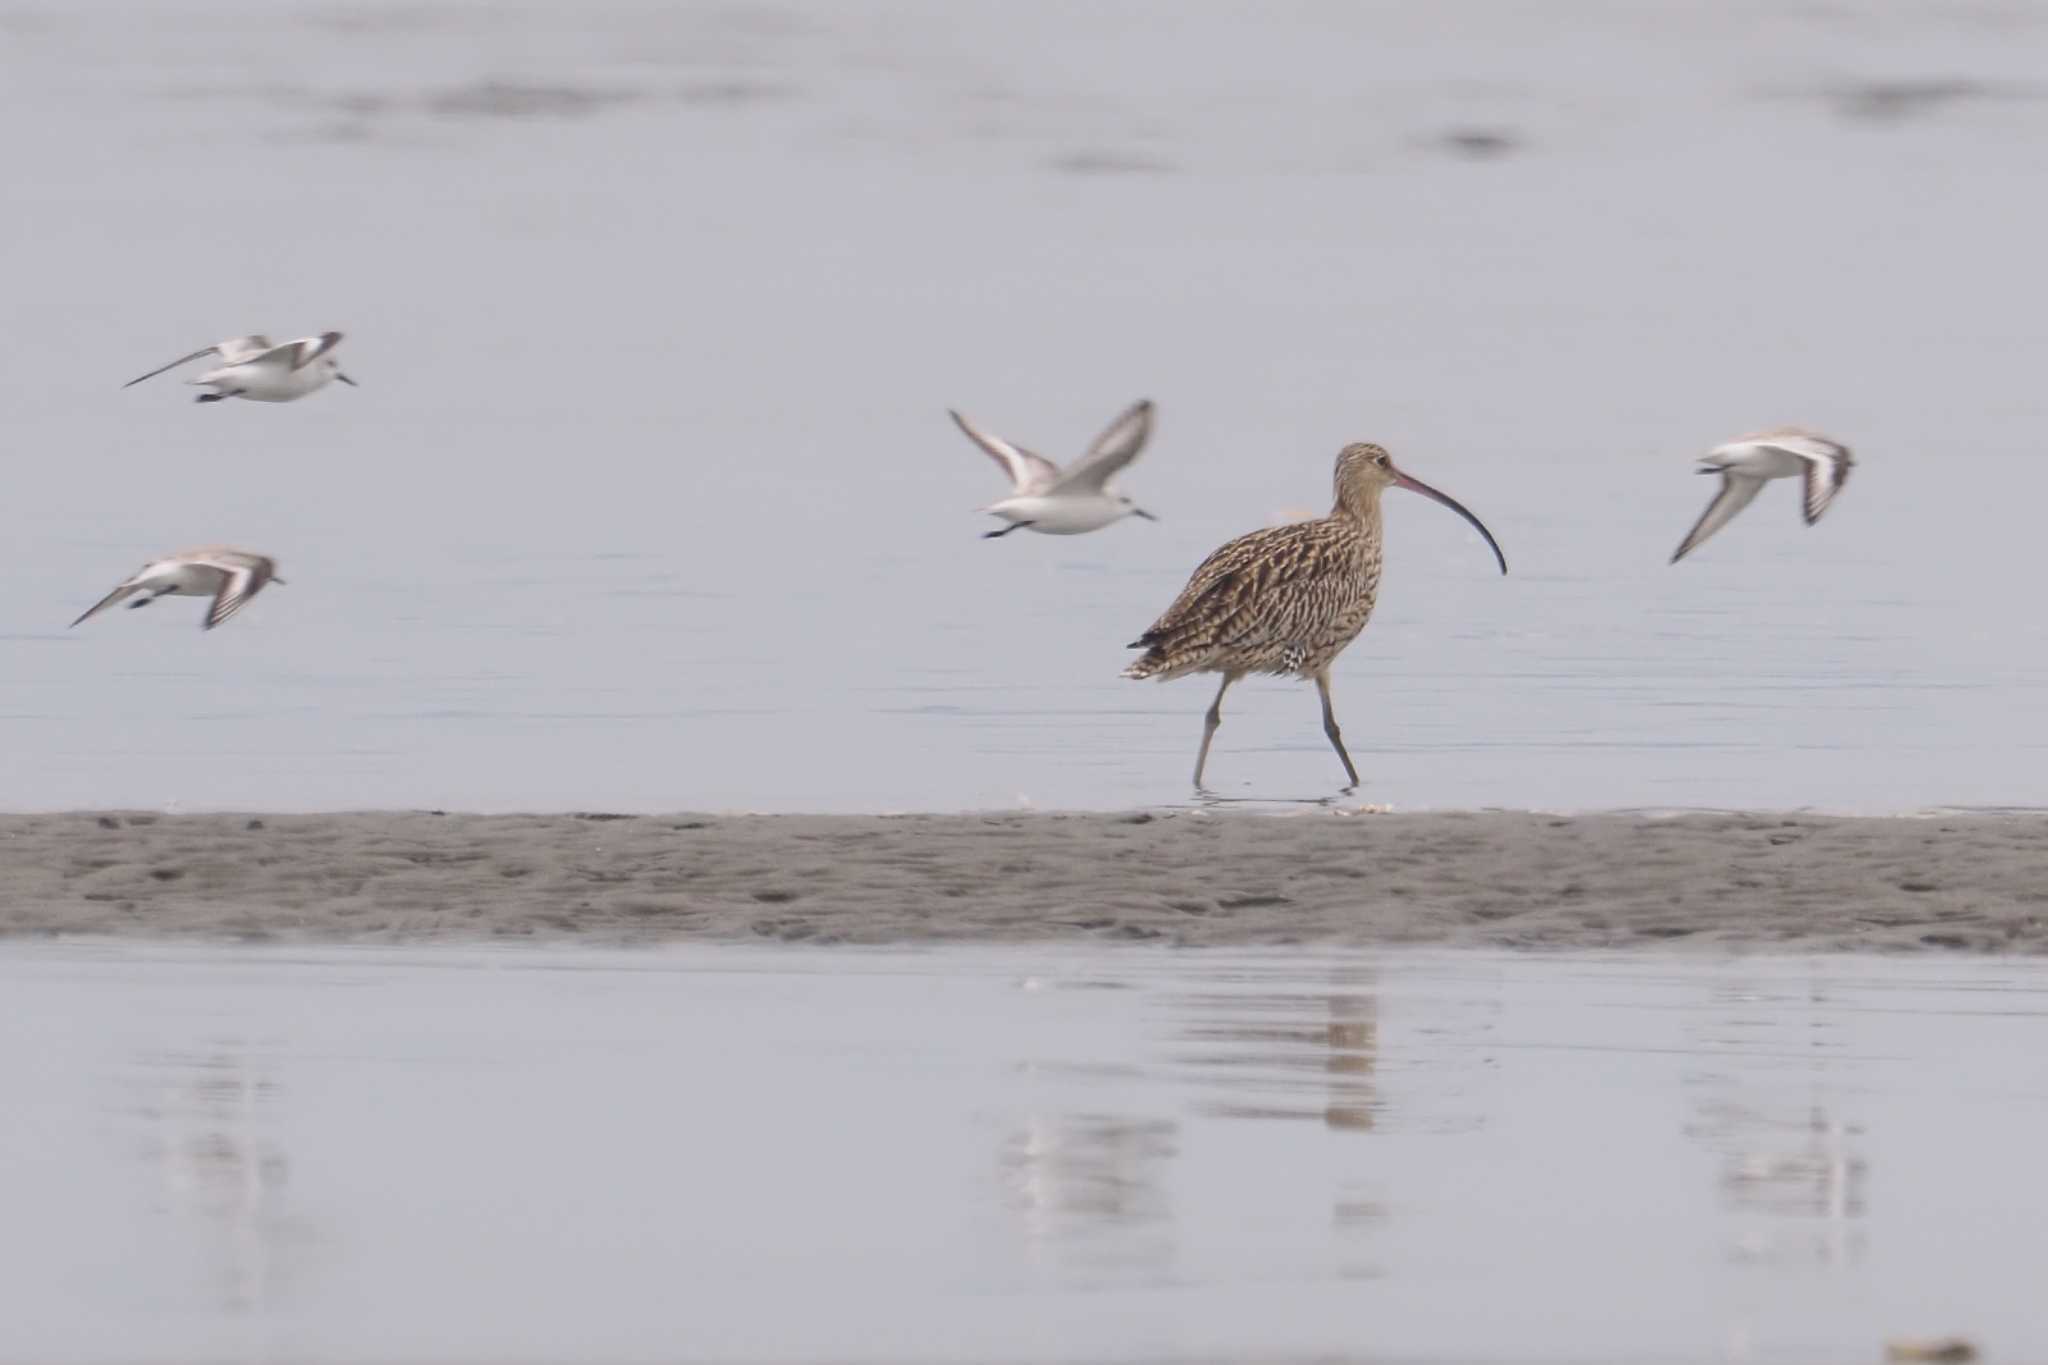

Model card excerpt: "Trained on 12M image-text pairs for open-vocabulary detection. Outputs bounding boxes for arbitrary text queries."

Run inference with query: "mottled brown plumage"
[1125,443,1506,790]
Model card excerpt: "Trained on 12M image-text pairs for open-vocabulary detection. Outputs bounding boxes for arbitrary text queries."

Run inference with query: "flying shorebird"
[948,399,1157,538]
[122,332,357,403]
[1125,442,1506,791]
[70,548,284,632]
[1670,427,1853,564]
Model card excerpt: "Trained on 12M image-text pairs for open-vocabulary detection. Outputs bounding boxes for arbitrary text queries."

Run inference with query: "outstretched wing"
[246,331,343,372]
[948,409,1062,493]
[214,334,275,363]
[1050,399,1154,494]
[198,558,272,630]
[285,331,344,371]
[70,580,139,627]
[203,566,257,630]
[1670,474,1765,564]
[1730,430,1851,525]
[122,335,275,387]
[1784,444,1851,524]
[123,346,221,388]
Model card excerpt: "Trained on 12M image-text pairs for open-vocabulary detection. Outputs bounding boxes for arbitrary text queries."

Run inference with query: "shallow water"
[7,942,2046,1364]
[6,2,2048,812]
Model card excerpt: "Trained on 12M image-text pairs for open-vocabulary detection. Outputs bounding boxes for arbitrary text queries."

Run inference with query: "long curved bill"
[1390,466,1508,574]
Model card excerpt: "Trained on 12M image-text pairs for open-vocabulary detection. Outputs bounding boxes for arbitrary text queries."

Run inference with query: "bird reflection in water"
[1685,976,1868,1266]
[135,1043,297,1313]
[1171,971,1382,1131]
[999,1113,1178,1283]
[1324,980,1379,1134]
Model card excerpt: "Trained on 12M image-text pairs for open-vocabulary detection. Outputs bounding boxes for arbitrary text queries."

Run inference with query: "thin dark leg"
[982,521,1034,539]
[195,392,228,403]
[1193,673,1237,790]
[127,594,158,609]
[1315,669,1360,789]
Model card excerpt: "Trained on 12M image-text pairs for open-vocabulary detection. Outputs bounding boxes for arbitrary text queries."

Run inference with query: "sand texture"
[0,810,2043,952]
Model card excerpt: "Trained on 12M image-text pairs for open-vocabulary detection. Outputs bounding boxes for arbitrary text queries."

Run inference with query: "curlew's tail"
[1122,634,1168,680]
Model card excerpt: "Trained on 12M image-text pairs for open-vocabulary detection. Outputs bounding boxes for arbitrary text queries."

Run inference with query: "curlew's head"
[1332,442,1507,574]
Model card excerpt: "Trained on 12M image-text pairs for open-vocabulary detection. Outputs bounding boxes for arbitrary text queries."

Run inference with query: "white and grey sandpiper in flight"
[71,548,284,631]
[1670,427,1853,564]
[123,332,357,403]
[949,399,1157,538]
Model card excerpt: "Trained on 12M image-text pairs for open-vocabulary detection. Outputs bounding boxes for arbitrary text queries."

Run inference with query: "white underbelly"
[196,363,328,401]
[990,494,1125,534]
[142,562,229,596]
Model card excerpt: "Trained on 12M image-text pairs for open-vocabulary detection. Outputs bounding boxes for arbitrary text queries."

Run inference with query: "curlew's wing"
[1127,523,1345,675]
[1670,473,1764,564]
[948,409,1062,493]
[1051,399,1154,494]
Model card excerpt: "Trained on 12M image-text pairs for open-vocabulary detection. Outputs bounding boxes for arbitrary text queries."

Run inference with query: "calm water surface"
[5,2,2048,811]
[6,943,2046,1364]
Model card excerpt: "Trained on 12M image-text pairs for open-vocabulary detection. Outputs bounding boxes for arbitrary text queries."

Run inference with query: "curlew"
[124,331,357,403]
[949,399,1157,537]
[70,547,284,631]
[1124,442,1506,790]
[1670,427,1852,564]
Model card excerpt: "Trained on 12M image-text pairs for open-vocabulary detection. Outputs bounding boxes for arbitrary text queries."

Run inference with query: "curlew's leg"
[1315,668,1360,789]
[1193,672,1238,790]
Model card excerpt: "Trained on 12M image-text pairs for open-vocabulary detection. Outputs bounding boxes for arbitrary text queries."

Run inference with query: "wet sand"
[2,809,2043,951]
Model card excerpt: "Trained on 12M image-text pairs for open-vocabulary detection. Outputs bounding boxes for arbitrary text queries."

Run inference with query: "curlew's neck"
[1330,474,1386,536]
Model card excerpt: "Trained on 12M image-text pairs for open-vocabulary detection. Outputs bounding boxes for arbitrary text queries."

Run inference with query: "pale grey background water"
[6,943,2044,1364]
[6,1,2048,812]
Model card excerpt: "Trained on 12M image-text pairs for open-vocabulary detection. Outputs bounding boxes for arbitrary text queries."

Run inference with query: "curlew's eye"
[1373,452,1389,466]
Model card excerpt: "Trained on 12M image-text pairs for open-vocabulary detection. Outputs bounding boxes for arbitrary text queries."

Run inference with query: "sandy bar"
[1,809,2044,952]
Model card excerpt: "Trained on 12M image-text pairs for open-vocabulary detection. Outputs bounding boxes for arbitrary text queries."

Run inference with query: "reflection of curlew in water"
[1324,981,1379,1134]
[1169,974,1382,1131]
